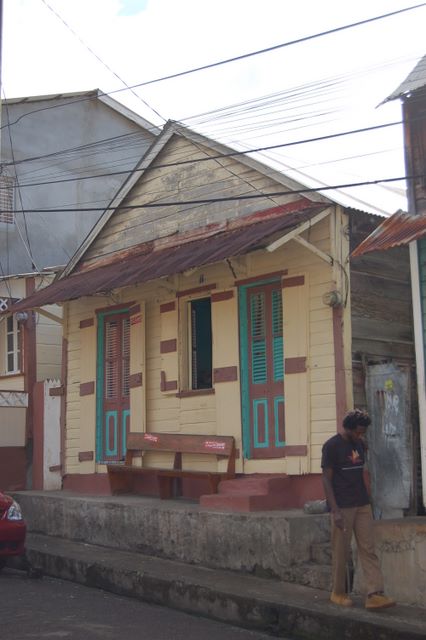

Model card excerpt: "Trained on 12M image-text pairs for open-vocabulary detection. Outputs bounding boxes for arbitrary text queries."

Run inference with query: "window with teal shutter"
[251,293,267,384]
[272,289,284,382]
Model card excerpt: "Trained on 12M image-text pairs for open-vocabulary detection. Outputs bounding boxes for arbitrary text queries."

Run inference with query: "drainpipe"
[409,241,426,509]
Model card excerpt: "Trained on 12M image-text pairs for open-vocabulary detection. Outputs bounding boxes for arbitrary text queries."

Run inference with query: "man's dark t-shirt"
[321,434,369,508]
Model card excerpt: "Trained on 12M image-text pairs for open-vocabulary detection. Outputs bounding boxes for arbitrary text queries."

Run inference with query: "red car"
[0,491,26,571]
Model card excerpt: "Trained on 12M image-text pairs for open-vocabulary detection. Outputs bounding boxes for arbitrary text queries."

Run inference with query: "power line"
[0,53,415,171]
[2,92,40,272]
[2,4,424,131]
[40,0,166,123]
[5,173,421,213]
[0,120,404,190]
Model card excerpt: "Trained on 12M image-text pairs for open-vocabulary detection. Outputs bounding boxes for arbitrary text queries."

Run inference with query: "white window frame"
[4,314,21,374]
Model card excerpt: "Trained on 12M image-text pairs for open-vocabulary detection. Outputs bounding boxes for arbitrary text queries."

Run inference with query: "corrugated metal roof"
[385,54,426,102]
[8,204,325,313]
[351,210,426,257]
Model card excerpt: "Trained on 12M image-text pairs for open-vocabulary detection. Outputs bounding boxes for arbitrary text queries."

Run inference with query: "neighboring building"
[8,121,415,509]
[0,90,158,489]
[352,53,426,515]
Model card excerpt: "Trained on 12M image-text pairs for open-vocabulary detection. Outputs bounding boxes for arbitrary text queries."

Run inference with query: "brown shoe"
[365,594,396,610]
[330,592,353,607]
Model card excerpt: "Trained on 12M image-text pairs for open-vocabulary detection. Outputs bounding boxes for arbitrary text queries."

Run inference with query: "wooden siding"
[350,211,415,413]
[64,212,343,477]
[81,135,311,268]
[36,304,62,381]
[350,216,414,362]
[406,91,426,215]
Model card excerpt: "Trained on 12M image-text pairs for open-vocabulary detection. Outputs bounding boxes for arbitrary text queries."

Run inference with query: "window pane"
[7,353,14,372]
[7,333,14,352]
[190,298,212,389]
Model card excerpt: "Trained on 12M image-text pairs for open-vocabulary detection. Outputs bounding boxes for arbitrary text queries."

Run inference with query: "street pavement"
[0,568,282,640]
[24,532,426,640]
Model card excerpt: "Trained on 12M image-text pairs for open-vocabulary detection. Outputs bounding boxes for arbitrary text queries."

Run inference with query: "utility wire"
[5,174,422,213]
[2,92,40,272]
[0,119,404,190]
[40,0,166,123]
[2,3,424,131]
[0,53,415,170]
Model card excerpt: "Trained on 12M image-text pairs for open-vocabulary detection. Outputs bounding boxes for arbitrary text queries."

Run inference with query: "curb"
[26,533,426,640]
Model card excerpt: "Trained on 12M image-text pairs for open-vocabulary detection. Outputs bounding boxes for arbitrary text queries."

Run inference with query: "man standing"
[321,409,395,610]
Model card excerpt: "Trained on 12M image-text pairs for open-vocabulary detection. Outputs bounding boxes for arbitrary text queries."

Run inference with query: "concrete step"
[24,532,426,640]
[199,491,291,511]
[201,474,292,511]
[218,474,290,495]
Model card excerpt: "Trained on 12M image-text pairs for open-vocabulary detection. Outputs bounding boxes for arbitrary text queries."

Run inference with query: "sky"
[2,0,426,215]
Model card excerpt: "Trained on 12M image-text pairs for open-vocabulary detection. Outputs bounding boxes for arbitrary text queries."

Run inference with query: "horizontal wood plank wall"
[211,288,241,472]
[36,303,63,382]
[160,299,178,395]
[80,134,308,268]
[66,297,107,474]
[282,274,310,474]
[130,301,146,436]
[63,162,339,479]
[78,305,97,474]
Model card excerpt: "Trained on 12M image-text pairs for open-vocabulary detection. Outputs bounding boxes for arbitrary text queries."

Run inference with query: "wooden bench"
[107,432,236,499]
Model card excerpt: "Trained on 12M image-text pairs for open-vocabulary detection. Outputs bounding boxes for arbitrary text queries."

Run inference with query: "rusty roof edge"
[350,210,426,257]
[75,199,322,274]
[5,204,325,314]
[59,121,332,280]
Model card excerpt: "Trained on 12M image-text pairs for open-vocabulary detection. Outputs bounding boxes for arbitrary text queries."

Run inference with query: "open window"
[189,297,212,390]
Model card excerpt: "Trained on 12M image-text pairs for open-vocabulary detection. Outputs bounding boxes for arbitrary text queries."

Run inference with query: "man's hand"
[332,509,345,531]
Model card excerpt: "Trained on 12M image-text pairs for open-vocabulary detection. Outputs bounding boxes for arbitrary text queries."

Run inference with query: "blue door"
[240,281,285,459]
[96,310,130,462]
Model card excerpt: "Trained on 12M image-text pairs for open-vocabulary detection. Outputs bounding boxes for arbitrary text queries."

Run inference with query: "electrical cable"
[2,92,41,272]
[0,51,419,178]
[40,0,166,123]
[4,173,422,213]
[0,119,406,190]
[1,3,424,131]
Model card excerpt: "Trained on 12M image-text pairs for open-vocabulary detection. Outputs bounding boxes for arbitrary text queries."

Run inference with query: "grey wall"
[0,93,157,275]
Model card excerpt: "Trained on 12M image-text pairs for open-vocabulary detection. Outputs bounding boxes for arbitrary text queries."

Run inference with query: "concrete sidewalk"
[25,531,426,640]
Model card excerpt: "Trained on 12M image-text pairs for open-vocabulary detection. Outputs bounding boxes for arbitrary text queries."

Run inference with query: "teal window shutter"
[251,292,267,384]
[272,289,284,381]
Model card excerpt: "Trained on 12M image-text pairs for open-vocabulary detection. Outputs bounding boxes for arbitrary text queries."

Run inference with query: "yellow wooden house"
[9,122,414,509]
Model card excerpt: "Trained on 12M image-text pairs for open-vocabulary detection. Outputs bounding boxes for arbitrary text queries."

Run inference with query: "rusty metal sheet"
[351,210,426,257]
[7,204,325,313]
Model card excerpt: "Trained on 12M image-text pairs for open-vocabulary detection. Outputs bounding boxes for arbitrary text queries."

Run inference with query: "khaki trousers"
[331,504,384,596]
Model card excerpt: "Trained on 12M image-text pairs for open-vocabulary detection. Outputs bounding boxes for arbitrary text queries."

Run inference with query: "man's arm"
[322,467,345,530]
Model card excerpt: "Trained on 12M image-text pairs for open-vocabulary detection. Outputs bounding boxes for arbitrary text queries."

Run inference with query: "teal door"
[96,310,130,462]
[240,281,285,459]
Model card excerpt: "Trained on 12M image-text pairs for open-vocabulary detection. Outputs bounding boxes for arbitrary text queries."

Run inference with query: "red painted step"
[199,474,292,512]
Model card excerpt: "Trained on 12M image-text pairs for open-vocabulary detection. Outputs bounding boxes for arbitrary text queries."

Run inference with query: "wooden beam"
[293,236,333,265]
[34,307,63,325]
[266,207,332,252]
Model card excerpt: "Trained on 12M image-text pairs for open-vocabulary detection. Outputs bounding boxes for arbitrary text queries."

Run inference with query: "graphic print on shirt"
[349,449,361,464]
[342,446,364,470]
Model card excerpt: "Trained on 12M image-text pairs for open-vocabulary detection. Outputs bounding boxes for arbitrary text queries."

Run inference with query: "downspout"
[409,241,426,509]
